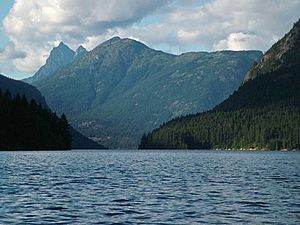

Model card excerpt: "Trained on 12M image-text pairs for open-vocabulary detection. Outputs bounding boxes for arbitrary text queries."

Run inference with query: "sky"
[0,0,299,80]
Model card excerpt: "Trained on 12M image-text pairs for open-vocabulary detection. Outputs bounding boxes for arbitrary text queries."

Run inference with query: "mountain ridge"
[31,37,262,148]
[139,19,300,150]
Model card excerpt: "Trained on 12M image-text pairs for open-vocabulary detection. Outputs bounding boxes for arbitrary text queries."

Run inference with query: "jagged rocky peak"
[74,45,88,60]
[245,19,300,81]
[43,42,75,70]
[23,41,75,84]
[51,41,74,55]
[76,45,87,53]
[58,41,67,47]
[51,41,75,56]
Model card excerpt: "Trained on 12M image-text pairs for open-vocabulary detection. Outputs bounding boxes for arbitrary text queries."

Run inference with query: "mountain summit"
[74,45,88,60]
[24,42,75,83]
[33,37,262,148]
[24,42,89,84]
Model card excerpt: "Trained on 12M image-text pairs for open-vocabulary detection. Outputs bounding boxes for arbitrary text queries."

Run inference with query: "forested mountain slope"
[139,19,300,150]
[0,89,71,150]
[0,74,105,149]
[0,74,47,107]
[33,37,262,148]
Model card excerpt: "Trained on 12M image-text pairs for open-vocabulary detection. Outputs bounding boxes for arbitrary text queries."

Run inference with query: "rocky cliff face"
[245,19,300,81]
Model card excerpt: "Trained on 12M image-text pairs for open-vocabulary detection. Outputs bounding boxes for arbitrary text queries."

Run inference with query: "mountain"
[245,19,300,81]
[0,87,71,150]
[74,45,88,60]
[0,74,47,107]
[33,37,262,148]
[0,74,105,149]
[139,19,300,150]
[70,127,107,149]
[24,42,76,84]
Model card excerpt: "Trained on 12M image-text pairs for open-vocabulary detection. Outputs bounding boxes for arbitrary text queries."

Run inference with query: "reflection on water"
[0,150,299,224]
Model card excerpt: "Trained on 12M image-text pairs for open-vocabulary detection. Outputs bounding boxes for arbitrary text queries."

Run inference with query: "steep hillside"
[70,127,107,149]
[0,74,105,149]
[0,89,71,150]
[139,20,300,150]
[245,19,300,81]
[34,37,262,148]
[0,74,47,107]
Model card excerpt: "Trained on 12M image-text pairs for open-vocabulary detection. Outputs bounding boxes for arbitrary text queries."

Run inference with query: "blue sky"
[0,0,14,48]
[0,0,299,79]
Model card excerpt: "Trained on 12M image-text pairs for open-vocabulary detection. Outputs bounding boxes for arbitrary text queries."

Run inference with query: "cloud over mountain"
[1,0,300,77]
[1,0,170,74]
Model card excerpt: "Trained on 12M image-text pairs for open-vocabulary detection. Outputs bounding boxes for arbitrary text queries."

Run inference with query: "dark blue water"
[0,150,299,224]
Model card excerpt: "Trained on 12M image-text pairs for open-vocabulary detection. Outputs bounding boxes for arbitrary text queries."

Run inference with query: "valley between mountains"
[1,19,299,150]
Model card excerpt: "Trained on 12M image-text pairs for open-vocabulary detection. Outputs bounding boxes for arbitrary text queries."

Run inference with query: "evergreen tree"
[0,89,72,150]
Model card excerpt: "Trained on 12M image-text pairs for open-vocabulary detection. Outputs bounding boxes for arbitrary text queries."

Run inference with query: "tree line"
[139,105,300,150]
[139,64,300,150]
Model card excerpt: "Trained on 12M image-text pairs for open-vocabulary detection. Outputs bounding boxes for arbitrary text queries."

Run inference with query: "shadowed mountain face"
[32,37,262,148]
[0,74,47,107]
[218,19,300,111]
[0,74,71,150]
[0,74,105,149]
[139,19,300,150]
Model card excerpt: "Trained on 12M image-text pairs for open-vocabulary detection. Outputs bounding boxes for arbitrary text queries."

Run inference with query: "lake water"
[0,150,299,224]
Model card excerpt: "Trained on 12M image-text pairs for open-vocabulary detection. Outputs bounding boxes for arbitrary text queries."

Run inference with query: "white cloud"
[2,0,170,74]
[213,32,267,51]
[0,41,28,78]
[1,0,300,76]
[95,0,300,53]
[0,42,26,61]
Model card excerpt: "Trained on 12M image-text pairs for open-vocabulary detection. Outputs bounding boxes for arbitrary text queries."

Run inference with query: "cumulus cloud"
[1,0,300,76]
[213,32,268,51]
[136,0,300,51]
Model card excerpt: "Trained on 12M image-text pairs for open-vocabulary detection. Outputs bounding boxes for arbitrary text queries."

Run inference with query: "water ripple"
[0,150,299,224]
